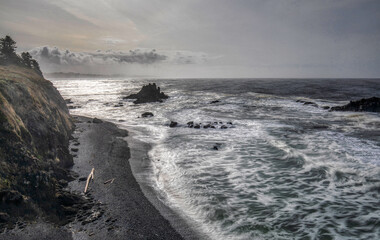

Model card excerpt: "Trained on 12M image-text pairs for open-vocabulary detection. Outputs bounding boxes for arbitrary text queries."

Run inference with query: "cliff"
[0,65,74,227]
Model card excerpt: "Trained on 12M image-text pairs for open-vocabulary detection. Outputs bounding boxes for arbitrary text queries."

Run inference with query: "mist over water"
[51,78,380,239]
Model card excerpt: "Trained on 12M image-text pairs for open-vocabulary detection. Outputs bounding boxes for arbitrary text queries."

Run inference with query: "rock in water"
[141,112,154,118]
[330,97,380,112]
[169,121,178,127]
[296,99,318,107]
[124,83,169,104]
[93,118,103,123]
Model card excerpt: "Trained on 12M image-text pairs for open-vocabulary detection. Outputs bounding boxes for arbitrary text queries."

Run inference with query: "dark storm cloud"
[29,46,209,67]
[30,46,166,65]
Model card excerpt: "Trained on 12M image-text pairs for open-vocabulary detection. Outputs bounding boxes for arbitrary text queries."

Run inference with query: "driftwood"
[104,178,115,185]
[84,168,95,193]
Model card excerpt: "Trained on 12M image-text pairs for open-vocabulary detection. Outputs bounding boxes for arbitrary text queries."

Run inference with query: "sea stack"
[124,83,169,104]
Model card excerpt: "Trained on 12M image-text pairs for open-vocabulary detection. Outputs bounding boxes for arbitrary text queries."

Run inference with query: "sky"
[0,0,379,78]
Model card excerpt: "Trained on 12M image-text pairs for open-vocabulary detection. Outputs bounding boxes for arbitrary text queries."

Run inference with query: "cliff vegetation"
[0,36,76,228]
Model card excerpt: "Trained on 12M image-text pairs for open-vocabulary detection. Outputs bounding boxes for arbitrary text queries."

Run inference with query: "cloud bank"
[28,46,211,75]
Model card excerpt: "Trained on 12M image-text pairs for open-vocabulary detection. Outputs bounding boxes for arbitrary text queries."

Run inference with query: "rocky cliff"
[0,65,74,227]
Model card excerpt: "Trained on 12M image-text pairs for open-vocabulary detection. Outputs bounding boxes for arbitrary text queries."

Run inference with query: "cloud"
[27,46,212,74]
[30,46,161,65]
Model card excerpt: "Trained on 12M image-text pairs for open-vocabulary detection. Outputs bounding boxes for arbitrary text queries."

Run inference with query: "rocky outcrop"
[167,121,235,129]
[141,112,154,118]
[169,121,178,127]
[124,83,169,104]
[0,65,74,228]
[330,97,380,112]
[92,118,103,123]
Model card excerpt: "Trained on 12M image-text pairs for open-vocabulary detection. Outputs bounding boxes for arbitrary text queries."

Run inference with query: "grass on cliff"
[0,64,77,228]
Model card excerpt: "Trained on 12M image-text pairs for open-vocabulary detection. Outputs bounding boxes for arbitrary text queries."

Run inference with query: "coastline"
[67,115,187,239]
[126,128,209,240]
[1,115,199,239]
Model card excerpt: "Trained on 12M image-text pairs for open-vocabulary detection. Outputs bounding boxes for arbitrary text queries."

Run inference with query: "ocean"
[51,78,380,239]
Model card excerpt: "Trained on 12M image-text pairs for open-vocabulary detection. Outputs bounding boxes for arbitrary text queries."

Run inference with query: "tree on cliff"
[0,35,19,64]
[21,52,32,67]
[21,51,42,75]
[30,59,42,76]
[0,35,43,76]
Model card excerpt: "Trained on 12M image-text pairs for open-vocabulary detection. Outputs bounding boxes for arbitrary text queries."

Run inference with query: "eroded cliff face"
[0,65,74,226]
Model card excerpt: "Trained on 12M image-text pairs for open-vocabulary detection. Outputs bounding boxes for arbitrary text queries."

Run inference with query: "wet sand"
[67,115,185,239]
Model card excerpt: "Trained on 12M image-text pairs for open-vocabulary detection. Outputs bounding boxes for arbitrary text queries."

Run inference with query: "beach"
[2,115,200,240]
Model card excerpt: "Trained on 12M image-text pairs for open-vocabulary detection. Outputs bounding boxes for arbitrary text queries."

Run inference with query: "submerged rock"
[212,143,222,150]
[210,100,220,104]
[114,102,124,107]
[296,99,318,107]
[65,99,74,104]
[141,112,154,118]
[123,83,169,104]
[68,105,82,109]
[330,97,380,112]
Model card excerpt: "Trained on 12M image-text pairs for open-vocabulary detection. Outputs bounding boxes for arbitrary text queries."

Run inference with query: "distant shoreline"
[45,72,153,79]
[45,72,380,80]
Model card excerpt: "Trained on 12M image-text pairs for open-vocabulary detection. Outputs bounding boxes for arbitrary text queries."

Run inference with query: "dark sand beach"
[1,115,198,240]
[68,115,186,239]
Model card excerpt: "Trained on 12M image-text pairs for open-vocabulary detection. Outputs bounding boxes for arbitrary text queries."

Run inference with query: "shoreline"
[1,115,200,239]
[67,115,188,239]
[125,127,208,240]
